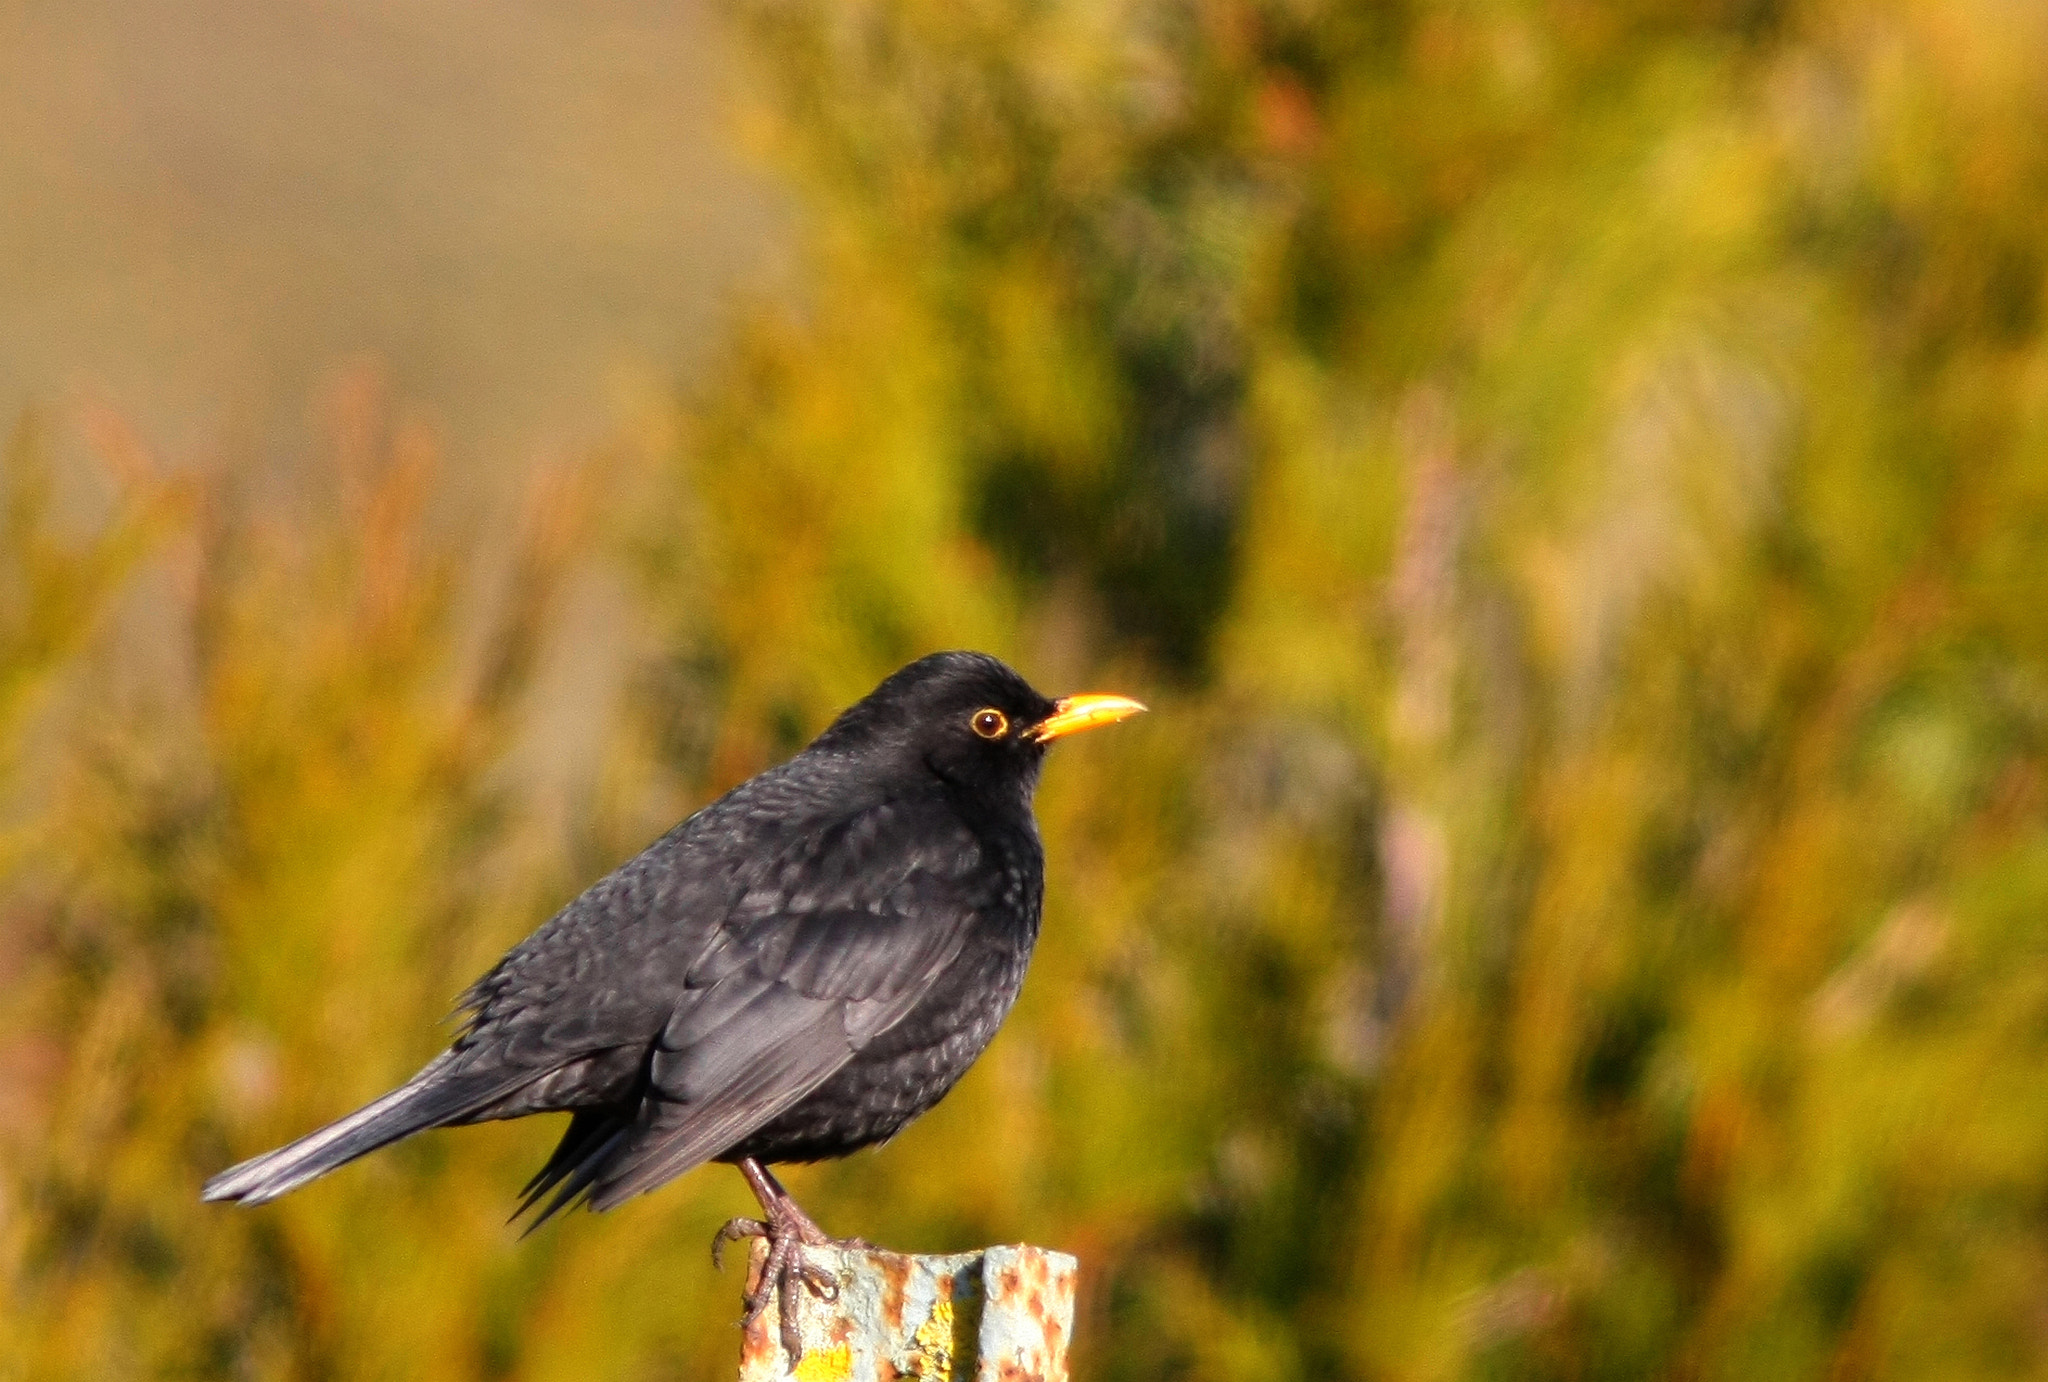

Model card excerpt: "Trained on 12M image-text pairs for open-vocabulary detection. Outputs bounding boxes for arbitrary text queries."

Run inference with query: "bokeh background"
[7,0,2048,1378]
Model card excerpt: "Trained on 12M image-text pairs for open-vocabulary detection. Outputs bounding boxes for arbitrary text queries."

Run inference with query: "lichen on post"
[736,1244,1078,1382]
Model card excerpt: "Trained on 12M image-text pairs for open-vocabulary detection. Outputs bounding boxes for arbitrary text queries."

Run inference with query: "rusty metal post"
[737,1243,1078,1382]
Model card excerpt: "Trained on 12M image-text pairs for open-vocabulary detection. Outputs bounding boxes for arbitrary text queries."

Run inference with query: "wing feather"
[475,791,995,1217]
[582,901,977,1208]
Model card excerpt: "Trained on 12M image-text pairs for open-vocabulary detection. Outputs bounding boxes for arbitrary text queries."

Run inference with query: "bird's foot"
[714,1207,864,1360]
[714,1160,875,1361]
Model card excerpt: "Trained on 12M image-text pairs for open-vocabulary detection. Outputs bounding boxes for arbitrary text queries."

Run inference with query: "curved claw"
[795,1257,840,1302]
[712,1216,769,1271]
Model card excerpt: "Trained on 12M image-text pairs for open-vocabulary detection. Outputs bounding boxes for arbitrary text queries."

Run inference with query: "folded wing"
[517,794,986,1224]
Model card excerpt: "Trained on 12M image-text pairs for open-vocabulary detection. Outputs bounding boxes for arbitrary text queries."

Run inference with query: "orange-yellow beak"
[1027,693,1148,744]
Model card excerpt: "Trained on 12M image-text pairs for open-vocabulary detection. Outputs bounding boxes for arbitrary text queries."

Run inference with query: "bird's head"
[816,651,1145,804]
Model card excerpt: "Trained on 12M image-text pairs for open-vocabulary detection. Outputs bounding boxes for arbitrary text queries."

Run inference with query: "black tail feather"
[203,1054,526,1206]
[512,1109,611,1219]
[515,1110,633,1234]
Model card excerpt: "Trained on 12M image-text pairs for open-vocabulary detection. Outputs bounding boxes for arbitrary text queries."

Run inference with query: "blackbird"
[203,651,1143,1354]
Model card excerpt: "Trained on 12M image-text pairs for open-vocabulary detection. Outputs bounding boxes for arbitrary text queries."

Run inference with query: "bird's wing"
[555,794,992,1214]
[450,764,946,1074]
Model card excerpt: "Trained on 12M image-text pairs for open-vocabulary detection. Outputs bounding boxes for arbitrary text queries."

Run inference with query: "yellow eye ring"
[970,708,1009,739]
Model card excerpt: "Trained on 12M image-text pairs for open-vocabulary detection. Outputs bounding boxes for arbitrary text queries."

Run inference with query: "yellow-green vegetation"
[7,0,2048,1377]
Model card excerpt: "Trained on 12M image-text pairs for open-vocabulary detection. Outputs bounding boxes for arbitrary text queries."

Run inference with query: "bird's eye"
[970,708,1009,739]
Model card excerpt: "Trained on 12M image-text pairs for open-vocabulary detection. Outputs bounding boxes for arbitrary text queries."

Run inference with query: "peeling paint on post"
[737,1243,1078,1382]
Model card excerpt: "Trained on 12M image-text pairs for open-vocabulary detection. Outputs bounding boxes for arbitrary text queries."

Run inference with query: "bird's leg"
[713,1159,873,1360]
[753,1162,875,1251]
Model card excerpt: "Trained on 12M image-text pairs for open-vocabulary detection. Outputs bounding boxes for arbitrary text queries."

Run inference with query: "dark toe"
[712,1216,770,1269]
[795,1255,839,1301]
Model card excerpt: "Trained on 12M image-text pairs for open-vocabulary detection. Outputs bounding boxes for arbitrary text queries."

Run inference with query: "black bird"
[203,651,1143,1353]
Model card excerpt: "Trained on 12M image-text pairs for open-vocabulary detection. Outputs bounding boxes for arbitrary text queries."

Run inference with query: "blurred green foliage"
[7,0,2048,1377]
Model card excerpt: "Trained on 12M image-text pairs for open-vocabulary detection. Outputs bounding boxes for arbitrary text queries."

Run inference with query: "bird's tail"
[203,1052,517,1205]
